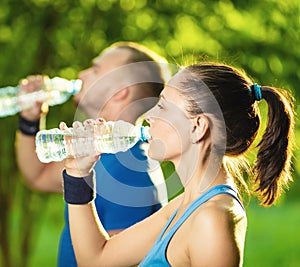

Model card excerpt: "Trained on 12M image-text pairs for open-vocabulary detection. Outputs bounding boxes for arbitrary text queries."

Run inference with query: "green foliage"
[0,0,299,266]
[244,200,300,267]
[160,161,183,200]
[1,0,299,89]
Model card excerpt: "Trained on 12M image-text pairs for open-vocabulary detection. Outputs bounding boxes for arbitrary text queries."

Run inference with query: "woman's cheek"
[148,131,181,162]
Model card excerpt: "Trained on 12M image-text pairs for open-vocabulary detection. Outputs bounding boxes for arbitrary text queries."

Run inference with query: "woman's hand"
[60,118,105,178]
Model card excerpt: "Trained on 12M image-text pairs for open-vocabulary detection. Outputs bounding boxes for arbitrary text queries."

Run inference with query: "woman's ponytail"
[255,86,295,206]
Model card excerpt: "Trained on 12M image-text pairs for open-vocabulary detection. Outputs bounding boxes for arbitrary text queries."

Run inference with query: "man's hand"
[19,75,49,121]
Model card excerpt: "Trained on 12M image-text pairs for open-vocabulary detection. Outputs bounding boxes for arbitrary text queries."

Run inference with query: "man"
[15,42,169,266]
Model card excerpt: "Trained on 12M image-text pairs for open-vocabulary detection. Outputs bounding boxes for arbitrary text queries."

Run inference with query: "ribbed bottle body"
[35,120,150,163]
[0,77,82,117]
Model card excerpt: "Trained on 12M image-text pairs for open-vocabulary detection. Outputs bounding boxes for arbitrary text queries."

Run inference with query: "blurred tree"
[0,0,299,266]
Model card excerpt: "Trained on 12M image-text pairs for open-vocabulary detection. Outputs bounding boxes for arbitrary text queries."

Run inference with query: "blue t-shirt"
[57,142,162,267]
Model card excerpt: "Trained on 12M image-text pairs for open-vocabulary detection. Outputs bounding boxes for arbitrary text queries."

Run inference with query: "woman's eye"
[157,103,163,109]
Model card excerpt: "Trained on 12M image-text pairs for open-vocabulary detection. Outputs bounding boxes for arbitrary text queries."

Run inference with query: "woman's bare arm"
[68,193,181,267]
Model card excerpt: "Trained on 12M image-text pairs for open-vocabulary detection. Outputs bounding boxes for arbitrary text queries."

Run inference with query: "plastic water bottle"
[0,77,82,118]
[35,120,151,163]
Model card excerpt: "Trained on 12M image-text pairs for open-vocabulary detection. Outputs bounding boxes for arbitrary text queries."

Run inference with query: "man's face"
[73,48,131,119]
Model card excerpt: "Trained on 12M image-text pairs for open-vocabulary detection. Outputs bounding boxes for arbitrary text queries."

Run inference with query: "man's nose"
[79,68,91,80]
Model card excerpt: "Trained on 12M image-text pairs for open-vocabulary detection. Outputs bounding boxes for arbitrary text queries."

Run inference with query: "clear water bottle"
[0,77,82,118]
[35,120,151,163]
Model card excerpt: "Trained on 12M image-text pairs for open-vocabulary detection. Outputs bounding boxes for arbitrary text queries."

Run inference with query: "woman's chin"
[147,139,167,162]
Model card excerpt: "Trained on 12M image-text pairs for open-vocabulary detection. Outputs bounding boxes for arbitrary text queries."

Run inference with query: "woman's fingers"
[59,120,101,176]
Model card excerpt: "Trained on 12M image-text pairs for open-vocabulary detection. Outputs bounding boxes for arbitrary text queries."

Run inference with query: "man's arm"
[16,131,64,192]
[15,75,64,193]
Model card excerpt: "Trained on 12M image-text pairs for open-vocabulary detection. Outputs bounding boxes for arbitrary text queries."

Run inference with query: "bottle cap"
[71,80,82,94]
[140,126,151,141]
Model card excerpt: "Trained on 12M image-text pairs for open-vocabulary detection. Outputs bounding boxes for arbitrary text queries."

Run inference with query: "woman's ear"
[191,115,209,144]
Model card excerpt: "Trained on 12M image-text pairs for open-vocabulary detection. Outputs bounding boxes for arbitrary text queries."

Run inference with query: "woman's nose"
[144,108,155,125]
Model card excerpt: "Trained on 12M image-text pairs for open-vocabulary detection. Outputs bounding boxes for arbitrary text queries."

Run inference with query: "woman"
[61,62,295,266]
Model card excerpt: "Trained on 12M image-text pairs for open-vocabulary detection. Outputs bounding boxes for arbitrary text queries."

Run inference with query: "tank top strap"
[189,184,243,213]
[161,184,243,242]
[156,209,178,241]
[138,184,243,267]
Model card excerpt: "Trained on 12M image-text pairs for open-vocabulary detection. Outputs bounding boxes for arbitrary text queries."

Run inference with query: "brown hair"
[180,62,295,206]
[109,41,171,97]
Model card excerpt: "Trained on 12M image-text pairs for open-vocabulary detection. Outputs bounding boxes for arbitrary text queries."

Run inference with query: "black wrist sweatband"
[63,169,95,205]
[19,116,40,136]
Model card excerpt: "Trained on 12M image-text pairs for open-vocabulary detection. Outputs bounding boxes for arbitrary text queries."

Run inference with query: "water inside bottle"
[35,131,67,163]
[0,78,82,118]
[35,122,149,163]
[94,135,139,154]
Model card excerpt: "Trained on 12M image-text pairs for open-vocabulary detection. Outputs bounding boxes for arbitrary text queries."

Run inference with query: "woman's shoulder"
[157,193,183,219]
[194,193,246,227]
[186,194,247,266]
[186,193,247,257]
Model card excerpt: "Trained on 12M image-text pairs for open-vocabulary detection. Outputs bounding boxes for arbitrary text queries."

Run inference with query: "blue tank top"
[57,142,162,267]
[139,184,244,266]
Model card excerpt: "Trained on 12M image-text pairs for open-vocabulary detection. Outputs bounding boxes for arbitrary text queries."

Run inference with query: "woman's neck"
[174,149,228,205]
